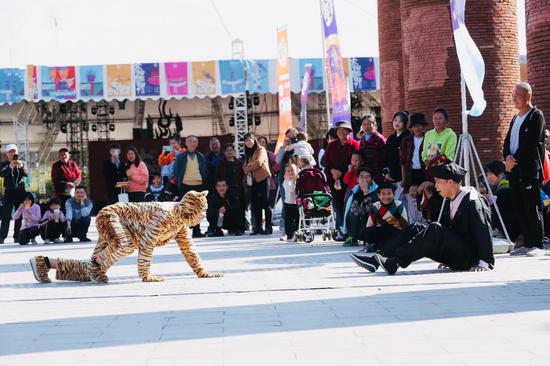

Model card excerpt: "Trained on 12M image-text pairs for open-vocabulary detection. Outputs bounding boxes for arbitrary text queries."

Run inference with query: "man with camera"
[0,144,27,244]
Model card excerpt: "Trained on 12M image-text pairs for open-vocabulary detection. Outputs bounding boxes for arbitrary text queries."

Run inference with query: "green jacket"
[422,128,458,162]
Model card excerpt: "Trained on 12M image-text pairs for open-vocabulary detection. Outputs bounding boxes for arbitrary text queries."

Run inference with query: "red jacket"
[358,132,386,184]
[51,160,81,197]
[324,138,359,187]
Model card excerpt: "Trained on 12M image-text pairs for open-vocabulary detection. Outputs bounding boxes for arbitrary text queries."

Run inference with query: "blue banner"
[79,65,104,97]
[349,57,376,91]
[134,63,160,97]
[219,60,245,94]
[299,59,324,92]
[246,59,270,93]
[0,68,24,103]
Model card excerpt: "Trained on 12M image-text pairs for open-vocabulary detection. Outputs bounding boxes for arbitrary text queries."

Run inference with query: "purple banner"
[134,63,160,97]
[349,57,376,91]
[320,0,351,125]
[165,62,188,96]
[300,64,312,131]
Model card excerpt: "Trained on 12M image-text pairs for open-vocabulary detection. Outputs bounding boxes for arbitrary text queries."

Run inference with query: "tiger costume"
[29,190,221,284]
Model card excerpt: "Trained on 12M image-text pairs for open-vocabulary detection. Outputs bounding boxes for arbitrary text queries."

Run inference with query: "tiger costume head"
[175,190,209,224]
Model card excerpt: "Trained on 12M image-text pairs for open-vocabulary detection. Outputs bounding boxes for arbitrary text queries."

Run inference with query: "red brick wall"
[378,0,406,136]
[526,0,550,118]
[379,0,519,162]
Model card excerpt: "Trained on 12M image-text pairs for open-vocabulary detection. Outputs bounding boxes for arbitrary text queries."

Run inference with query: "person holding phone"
[51,147,82,211]
[0,144,27,244]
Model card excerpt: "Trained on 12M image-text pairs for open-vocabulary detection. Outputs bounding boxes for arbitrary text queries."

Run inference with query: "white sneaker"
[526,247,546,257]
[31,239,38,245]
[279,235,287,241]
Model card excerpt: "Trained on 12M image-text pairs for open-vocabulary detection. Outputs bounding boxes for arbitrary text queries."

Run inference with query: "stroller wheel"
[304,231,314,243]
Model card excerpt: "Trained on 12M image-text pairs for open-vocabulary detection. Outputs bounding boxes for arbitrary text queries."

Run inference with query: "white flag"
[451,0,486,117]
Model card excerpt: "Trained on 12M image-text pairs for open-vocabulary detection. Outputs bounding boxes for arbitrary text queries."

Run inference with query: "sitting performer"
[29,190,221,284]
[351,159,494,274]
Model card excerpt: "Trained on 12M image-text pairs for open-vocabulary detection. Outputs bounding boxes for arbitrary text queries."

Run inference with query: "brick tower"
[526,0,550,118]
[377,0,406,136]
[378,0,520,162]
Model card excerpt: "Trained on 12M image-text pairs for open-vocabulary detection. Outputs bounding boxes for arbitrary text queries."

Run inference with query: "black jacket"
[503,108,545,180]
[207,189,241,217]
[384,129,411,181]
[102,159,127,200]
[0,160,27,191]
[440,188,495,268]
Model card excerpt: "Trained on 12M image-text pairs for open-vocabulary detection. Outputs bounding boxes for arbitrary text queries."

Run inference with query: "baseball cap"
[5,144,17,153]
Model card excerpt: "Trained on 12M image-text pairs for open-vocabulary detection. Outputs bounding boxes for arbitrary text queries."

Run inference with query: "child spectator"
[282,163,299,242]
[383,111,411,182]
[485,160,520,241]
[343,152,363,191]
[286,132,316,166]
[342,167,379,246]
[364,182,409,253]
[40,197,66,244]
[12,192,41,245]
[144,173,173,202]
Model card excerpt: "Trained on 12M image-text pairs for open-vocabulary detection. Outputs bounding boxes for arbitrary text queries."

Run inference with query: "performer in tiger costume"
[29,190,221,283]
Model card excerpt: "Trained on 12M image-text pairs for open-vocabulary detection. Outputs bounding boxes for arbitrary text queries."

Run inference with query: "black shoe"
[192,232,206,238]
[64,237,73,243]
[209,229,224,237]
[234,231,244,236]
[262,229,273,235]
[79,237,92,242]
[374,254,399,275]
[250,231,262,235]
[0,238,4,244]
[350,253,379,272]
[334,231,346,242]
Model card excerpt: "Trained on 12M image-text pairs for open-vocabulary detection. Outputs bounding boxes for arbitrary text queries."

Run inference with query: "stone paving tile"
[1,221,550,365]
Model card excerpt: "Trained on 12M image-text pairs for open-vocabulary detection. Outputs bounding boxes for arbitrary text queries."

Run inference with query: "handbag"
[118,187,129,203]
[246,173,254,187]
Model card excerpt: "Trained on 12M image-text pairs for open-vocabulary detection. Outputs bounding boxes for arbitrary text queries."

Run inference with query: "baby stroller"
[295,168,335,243]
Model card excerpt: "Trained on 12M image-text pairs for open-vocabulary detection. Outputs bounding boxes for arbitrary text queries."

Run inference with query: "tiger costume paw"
[142,276,165,282]
[89,261,109,283]
[198,272,222,278]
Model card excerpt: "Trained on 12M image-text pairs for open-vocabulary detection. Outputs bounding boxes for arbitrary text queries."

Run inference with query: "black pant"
[18,226,40,245]
[284,203,299,238]
[179,184,205,235]
[330,187,346,232]
[364,226,402,251]
[395,222,475,271]
[128,191,145,203]
[41,221,67,240]
[70,216,91,240]
[0,189,24,240]
[411,169,426,186]
[206,207,244,233]
[251,179,272,233]
[509,171,544,248]
[58,195,71,213]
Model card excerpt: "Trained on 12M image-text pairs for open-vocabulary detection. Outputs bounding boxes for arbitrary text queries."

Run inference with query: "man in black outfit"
[351,160,495,274]
[206,179,244,236]
[503,82,546,257]
[0,144,27,244]
[102,143,126,205]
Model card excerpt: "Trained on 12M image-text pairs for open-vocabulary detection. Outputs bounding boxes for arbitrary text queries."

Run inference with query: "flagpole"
[319,1,331,130]
[461,72,470,186]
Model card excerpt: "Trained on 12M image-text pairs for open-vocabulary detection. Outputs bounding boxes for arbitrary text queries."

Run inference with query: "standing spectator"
[206,179,244,236]
[282,163,299,242]
[65,186,93,242]
[243,133,272,235]
[144,173,173,202]
[174,135,208,238]
[40,197,66,244]
[258,136,280,210]
[275,128,299,236]
[422,107,458,163]
[12,192,41,245]
[205,137,224,195]
[158,133,186,196]
[125,147,149,203]
[324,121,360,240]
[383,111,411,182]
[216,143,246,230]
[0,144,27,244]
[400,113,428,193]
[51,147,82,210]
[102,143,126,205]
[357,114,386,184]
[503,82,546,256]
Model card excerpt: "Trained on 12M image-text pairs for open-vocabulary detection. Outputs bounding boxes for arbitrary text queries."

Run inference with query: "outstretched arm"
[175,227,221,278]
[136,211,164,282]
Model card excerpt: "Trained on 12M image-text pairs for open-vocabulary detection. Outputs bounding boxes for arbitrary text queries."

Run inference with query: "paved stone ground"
[1,219,550,366]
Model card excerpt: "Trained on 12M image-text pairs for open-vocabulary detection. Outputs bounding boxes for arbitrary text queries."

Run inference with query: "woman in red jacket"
[324,121,359,241]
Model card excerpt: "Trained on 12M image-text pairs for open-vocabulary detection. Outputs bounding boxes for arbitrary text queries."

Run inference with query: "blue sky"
[0,0,526,67]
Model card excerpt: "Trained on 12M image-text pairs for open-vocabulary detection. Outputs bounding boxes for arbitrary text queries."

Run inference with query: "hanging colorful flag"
[219,60,245,94]
[164,62,188,96]
[246,59,271,93]
[450,0,486,117]
[79,65,104,97]
[320,0,351,125]
[26,65,38,100]
[106,64,132,98]
[276,26,293,151]
[0,69,24,103]
[134,63,160,97]
[191,61,218,95]
[349,57,376,91]
[299,59,323,92]
[41,66,77,99]
[300,64,312,131]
